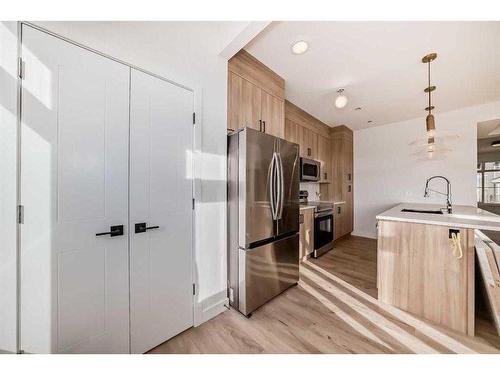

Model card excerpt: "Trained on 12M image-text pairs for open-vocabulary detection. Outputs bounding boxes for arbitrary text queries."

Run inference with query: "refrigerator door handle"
[269,152,278,220]
[277,152,284,219]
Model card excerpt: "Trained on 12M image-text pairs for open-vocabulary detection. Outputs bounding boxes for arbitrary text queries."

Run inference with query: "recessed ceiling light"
[291,41,308,55]
[335,88,347,109]
[491,140,500,147]
[355,107,362,111]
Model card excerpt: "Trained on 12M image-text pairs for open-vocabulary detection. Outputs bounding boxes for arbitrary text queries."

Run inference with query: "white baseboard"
[194,297,229,327]
[351,230,377,239]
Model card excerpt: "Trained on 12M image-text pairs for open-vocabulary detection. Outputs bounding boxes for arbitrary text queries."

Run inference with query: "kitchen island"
[376,203,500,335]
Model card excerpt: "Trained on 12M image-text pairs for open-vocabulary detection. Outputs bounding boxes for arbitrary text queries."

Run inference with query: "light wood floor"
[148,236,500,354]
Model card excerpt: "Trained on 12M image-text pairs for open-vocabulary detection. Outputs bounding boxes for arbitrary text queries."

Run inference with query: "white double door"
[20,25,194,354]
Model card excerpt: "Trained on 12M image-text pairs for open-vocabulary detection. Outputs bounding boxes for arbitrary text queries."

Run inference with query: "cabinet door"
[331,136,343,202]
[21,25,130,353]
[285,119,300,144]
[261,91,284,138]
[129,69,194,354]
[299,126,317,159]
[299,209,314,259]
[334,203,345,240]
[344,135,353,182]
[345,183,353,234]
[227,72,261,131]
[317,135,331,182]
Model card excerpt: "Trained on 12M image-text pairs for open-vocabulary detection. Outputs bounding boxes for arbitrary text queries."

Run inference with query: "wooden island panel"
[377,220,474,335]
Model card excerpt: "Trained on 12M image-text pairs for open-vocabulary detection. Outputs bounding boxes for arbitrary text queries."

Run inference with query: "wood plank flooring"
[148,236,500,354]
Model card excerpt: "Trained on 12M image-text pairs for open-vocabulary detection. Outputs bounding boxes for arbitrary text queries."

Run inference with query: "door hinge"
[17,205,24,224]
[192,198,195,210]
[192,112,196,125]
[192,283,196,295]
[18,57,25,80]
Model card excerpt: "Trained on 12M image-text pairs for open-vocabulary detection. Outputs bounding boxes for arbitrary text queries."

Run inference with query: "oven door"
[314,211,334,257]
[300,158,320,182]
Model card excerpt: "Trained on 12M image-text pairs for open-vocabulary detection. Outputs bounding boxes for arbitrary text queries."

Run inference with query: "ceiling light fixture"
[422,53,437,139]
[492,140,500,147]
[335,88,348,109]
[291,41,308,55]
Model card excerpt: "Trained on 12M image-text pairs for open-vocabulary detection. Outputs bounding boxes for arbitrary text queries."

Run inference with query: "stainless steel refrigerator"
[227,127,300,316]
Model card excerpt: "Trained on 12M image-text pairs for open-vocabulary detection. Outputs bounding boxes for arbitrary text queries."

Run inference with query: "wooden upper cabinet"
[284,119,300,145]
[228,72,261,131]
[317,134,331,183]
[261,91,284,138]
[227,50,285,137]
[299,126,317,159]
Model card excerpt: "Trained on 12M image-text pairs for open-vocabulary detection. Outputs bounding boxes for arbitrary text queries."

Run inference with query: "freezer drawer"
[237,233,299,316]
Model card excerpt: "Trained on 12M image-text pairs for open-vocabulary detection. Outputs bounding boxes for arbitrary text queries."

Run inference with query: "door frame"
[16,21,200,353]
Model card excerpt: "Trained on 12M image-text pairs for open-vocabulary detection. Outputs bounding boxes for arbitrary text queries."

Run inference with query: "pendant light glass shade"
[426,113,435,137]
[335,88,347,108]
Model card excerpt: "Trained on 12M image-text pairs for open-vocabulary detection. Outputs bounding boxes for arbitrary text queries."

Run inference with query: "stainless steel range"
[299,191,334,258]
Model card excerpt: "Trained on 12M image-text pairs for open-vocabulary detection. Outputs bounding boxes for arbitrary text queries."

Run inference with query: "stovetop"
[300,201,334,212]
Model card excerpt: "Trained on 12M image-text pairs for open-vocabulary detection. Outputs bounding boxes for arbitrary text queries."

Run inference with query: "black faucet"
[424,176,452,214]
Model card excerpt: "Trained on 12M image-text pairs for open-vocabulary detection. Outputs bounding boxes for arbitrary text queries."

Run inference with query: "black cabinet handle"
[324,172,327,180]
[96,225,124,237]
[337,207,341,214]
[348,185,352,193]
[135,222,160,234]
[262,121,266,133]
[259,120,262,132]
[307,147,311,156]
[348,173,351,181]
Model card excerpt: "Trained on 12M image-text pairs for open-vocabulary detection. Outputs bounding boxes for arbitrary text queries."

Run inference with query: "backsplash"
[300,182,321,201]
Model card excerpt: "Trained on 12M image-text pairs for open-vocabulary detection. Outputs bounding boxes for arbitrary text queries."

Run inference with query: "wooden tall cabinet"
[227,50,285,138]
[331,126,354,238]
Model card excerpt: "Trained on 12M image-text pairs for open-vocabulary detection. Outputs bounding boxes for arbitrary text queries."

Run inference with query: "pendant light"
[335,88,348,109]
[422,53,437,148]
[409,53,458,160]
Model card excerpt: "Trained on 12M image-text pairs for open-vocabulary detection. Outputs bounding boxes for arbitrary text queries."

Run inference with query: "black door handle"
[96,225,124,237]
[135,222,160,234]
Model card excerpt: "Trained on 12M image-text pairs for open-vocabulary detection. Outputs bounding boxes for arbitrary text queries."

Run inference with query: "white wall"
[354,101,500,239]
[0,21,19,353]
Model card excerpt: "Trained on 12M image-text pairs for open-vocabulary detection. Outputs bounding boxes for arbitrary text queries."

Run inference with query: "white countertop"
[376,203,500,231]
[300,205,315,211]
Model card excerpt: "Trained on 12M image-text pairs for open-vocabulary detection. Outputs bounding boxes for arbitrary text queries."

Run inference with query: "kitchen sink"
[401,208,444,215]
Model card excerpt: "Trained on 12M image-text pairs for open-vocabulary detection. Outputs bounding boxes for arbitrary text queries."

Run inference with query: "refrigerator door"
[276,138,300,237]
[241,128,278,247]
[238,233,299,315]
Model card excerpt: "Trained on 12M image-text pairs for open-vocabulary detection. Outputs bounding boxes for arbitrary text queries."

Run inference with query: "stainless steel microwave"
[300,157,321,182]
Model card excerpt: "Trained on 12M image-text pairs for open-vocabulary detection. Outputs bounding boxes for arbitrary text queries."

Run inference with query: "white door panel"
[20,25,130,353]
[129,69,194,354]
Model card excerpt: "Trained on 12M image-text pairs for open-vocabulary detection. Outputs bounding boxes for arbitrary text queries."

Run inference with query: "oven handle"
[315,211,334,219]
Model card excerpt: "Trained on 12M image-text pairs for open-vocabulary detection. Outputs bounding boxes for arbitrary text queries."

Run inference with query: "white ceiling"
[478,119,500,154]
[477,118,500,139]
[245,21,500,131]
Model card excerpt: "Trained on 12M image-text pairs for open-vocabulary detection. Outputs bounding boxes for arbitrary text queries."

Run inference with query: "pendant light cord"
[428,61,431,114]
